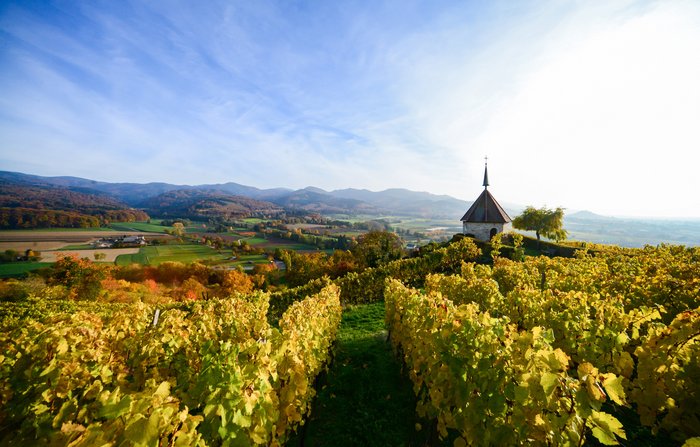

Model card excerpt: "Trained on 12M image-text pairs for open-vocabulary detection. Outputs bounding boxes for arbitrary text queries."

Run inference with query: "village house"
[91,235,147,248]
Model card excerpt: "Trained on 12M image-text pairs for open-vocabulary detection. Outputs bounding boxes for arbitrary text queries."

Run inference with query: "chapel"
[461,160,512,241]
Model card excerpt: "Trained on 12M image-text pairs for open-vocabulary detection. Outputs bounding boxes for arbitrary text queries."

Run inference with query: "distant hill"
[567,210,613,221]
[0,170,191,204]
[0,171,468,218]
[330,188,469,218]
[266,187,380,215]
[137,189,284,220]
[0,182,148,229]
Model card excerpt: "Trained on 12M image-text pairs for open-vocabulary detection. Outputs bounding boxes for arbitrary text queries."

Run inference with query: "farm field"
[114,244,229,266]
[0,223,317,274]
[40,248,140,263]
[0,241,70,252]
[108,221,169,233]
[0,230,146,242]
[0,228,174,274]
[0,262,52,278]
[110,220,209,234]
[254,236,320,251]
[0,230,164,243]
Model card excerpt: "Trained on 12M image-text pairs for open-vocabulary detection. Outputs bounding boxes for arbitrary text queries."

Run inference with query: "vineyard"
[384,244,700,446]
[0,284,341,445]
[1,238,699,445]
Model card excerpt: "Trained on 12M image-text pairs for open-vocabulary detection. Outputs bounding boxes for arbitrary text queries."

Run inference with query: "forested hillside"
[0,183,148,229]
[137,189,285,220]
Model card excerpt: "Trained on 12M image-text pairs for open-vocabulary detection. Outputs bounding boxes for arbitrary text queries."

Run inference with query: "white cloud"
[1,0,699,217]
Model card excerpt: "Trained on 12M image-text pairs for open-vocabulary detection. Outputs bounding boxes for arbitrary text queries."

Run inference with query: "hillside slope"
[138,189,284,220]
[0,182,148,228]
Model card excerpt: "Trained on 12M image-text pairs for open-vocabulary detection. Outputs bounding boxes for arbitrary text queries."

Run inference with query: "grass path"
[286,302,669,447]
[288,302,437,447]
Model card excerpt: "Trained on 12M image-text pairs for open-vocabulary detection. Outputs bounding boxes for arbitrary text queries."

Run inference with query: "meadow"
[0,262,52,278]
[114,244,229,266]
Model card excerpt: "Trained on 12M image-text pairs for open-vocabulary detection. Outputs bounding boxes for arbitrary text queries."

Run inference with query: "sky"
[1,0,699,218]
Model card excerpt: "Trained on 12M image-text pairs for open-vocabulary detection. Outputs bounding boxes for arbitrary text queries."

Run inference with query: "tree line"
[0,207,149,229]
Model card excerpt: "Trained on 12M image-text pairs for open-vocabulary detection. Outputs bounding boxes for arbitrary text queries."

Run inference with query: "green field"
[184,222,211,233]
[108,221,169,233]
[115,244,229,266]
[0,262,52,278]
[58,244,94,250]
[270,242,319,251]
[243,237,268,245]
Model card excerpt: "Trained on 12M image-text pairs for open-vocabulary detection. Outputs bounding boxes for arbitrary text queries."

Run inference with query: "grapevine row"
[0,285,342,446]
[385,279,628,446]
[411,248,699,443]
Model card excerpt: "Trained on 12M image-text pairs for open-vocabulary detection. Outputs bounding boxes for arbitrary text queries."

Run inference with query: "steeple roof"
[460,189,512,223]
[461,159,511,223]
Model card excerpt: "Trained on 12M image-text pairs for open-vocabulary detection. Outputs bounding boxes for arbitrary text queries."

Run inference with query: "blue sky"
[1,0,699,218]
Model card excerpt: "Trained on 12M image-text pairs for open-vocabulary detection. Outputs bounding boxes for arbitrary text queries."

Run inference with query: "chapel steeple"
[483,156,489,188]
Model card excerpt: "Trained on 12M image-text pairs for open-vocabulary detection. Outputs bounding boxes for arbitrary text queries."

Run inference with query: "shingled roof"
[460,189,512,223]
[460,162,511,223]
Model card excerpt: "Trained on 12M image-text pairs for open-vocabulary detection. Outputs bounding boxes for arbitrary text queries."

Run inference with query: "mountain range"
[0,171,470,219]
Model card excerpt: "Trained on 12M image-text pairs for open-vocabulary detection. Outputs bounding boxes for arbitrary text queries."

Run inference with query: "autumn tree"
[327,250,358,278]
[171,222,185,237]
[282,250,329,287]
[220,269,254,295]
[512,206,568,243]
[352,230,404,268]
[50,255,106,300]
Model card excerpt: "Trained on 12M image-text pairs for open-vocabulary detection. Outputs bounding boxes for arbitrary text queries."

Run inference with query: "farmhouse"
[461,161,512,241]
[91,235,147,248]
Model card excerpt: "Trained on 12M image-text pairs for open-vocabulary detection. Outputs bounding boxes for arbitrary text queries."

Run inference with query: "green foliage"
[352,230,404,268]
[490,232,503,259]
[385,279,628,446]
[268,237,482,314]
[0,285,342,445]
[513,206,568,242]
[631,308,700,441]
[171,221,185,237]
[403,245,699,444]
[49,255,106,300]
[510,232,525,261]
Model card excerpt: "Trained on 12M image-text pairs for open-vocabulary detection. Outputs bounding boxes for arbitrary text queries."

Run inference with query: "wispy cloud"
[0,0,698,217]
